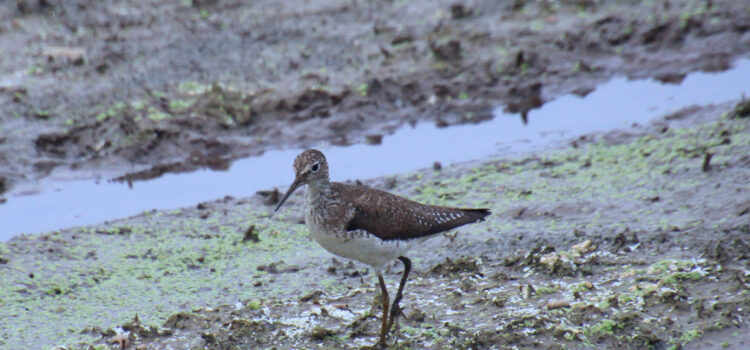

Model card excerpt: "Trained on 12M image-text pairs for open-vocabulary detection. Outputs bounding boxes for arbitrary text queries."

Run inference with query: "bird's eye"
[311,162,320,172]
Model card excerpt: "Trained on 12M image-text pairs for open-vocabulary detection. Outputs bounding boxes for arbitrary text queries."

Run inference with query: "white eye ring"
[311,162,320,172]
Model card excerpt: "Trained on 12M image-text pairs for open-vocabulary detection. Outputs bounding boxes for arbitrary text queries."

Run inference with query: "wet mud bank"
[1,99,748,349]
[1,0,750,192]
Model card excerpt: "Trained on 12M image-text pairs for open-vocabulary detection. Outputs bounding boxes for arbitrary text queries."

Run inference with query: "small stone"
[332,303,349,310]
[572,240,595,254]
[547,300,571,309]
[110,333,128,349]
[540,252,559,270]
[365,134,383,145]
[42,46,86,65]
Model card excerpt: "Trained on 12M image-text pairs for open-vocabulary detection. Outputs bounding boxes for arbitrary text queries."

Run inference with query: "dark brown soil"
[1,0,749,191]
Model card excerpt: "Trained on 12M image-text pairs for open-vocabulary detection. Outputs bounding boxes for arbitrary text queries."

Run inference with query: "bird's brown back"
[334,182,490,241]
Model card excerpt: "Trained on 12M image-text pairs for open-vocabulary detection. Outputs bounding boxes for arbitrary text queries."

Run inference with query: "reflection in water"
[2,59,749,239]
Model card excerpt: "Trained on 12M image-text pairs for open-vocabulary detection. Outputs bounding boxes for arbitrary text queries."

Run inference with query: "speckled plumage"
[275,149,490,347]
[305,181,489,273]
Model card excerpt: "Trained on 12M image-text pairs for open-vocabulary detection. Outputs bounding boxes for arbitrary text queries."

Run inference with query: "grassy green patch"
[356,83,369,96]
[585,319,621,337]
[95,101,127,122]
[168,98,195,111]
[177,81,208,94]
[147,107,170,121]
[677,328,702,345]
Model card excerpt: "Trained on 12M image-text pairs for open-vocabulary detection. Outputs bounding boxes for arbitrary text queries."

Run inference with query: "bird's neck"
[306,178,332,199]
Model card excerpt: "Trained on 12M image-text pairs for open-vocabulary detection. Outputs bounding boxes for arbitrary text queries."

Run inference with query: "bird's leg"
[386,256,412,334]
[376,273,390,347]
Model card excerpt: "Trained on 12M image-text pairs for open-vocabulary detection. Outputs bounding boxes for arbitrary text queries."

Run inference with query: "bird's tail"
[461,208,491,222]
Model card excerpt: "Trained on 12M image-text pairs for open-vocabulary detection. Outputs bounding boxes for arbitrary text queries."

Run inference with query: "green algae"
[0,206,326,348]
[678,328,702,343]
[585,319,621,337]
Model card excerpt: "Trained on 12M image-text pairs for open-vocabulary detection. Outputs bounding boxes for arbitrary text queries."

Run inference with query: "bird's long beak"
[275,177,303,212]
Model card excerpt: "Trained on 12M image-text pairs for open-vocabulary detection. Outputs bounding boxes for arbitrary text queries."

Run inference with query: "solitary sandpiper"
[275,149,490,347]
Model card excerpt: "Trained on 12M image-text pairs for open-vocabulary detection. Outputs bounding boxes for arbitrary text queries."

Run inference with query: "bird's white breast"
[305,194,415,274]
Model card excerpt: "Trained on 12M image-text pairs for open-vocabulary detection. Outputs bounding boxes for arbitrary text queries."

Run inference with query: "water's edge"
[1,59,749,239]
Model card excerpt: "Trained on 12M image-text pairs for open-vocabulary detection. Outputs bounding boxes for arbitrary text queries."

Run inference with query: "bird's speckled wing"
[333,182,490,241]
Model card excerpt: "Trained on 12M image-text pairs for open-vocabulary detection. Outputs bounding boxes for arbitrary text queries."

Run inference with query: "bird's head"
[275,149,329,211]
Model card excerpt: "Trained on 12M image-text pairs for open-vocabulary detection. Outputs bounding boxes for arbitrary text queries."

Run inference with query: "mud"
[1,99,748,349]
[2,0,750,191]
[1,0,750,349]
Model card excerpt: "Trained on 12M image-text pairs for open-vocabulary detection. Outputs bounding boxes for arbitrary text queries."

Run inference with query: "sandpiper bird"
[275,149,490,347]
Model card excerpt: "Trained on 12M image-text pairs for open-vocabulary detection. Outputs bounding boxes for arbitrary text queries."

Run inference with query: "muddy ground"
[1,0,750,191]
[1,0,750,349]
[1,99,748,350]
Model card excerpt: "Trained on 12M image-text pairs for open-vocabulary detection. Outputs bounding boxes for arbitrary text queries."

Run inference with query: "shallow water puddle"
[1,59,748,240]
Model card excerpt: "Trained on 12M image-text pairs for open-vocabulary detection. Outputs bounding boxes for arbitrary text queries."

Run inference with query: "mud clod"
[201,332,216,344]
[257,188,281,206]
[702,152,713,172]
[257,261,299,274]
[121,315,172,339]
[429,40,462,61]
[450,3,472,19]
[300,290,323,303]
[655,72,687,84]
[612,229,639,252]
[462,329,508,349]
[209,319,277,348]
[163,312,204,330]
[430,256,479,276]
[309,326,336,341]
[243,225,260,243]
[731,98,750,118]
[348,315,372,339]
[408,308,426,322]
[365,134,383,145]
[391,33,414,45]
